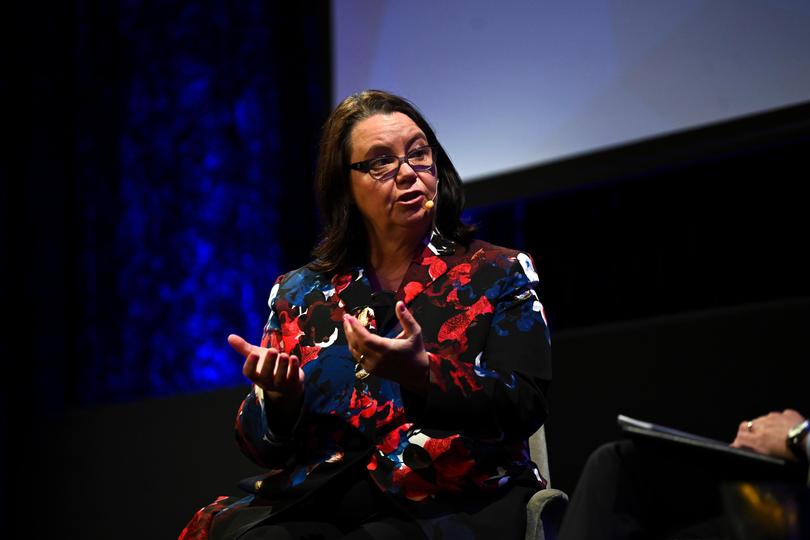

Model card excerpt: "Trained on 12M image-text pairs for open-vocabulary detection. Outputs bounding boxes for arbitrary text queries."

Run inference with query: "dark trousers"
[239,466,426,540]
[239,517,420,540]
[558,440,727,540]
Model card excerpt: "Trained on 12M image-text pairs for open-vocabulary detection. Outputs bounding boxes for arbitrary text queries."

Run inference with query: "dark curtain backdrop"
[5,1,329,408]
[3,2,329,533]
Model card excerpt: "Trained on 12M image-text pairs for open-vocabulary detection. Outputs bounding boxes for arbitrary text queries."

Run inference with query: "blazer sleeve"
[233,274,302,469]
[417,251,551,441]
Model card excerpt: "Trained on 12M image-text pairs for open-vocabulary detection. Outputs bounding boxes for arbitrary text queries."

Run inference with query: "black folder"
[617,414,806,483]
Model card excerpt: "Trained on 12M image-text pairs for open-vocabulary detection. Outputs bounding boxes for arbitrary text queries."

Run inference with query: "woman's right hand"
[227,334,304,403]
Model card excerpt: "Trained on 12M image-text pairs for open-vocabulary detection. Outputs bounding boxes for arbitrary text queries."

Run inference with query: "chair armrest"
[525,488,569,540]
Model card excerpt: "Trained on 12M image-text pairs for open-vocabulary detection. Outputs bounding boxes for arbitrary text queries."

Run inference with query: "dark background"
[3,3,809,538]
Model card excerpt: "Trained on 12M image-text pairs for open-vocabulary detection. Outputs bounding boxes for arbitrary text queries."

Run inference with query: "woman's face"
[348,112,438,241]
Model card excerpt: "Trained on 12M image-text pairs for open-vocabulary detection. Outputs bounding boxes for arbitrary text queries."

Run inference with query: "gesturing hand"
[342,300,429,394]
[227,334,304,404]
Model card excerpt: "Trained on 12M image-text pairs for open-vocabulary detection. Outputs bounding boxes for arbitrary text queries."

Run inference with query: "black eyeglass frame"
[348,145,438,180]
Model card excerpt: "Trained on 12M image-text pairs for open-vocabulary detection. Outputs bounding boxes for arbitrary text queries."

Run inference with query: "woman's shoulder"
[271,261,357,296]
[458,239,539,285]
[271,263,328,290]
[459,238,532,262]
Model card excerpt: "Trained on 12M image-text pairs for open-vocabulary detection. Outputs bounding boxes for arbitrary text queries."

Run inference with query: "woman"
[180,90,552,540]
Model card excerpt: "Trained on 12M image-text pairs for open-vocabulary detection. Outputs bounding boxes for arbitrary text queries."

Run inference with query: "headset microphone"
[424,179,439,210]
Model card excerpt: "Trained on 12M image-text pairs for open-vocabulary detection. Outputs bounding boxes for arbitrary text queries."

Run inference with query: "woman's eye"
[372,156,395,167]
[408,147,431,162]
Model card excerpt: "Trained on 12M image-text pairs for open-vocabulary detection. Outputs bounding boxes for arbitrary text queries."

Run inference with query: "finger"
[346,315,390,352]
[783,408,803,419]
[394,301,420,337]
[343,319,361,358]
[732,431,758,449]
[287,356,304,392]
[286,355,300,384]
[730,439,749,450]
[730,439,751,449]
[343,324,367,359]
[343,315,382,356]
[343,315,356,343]
[343,316,359,345]
[274,353,290,388]
[256,348,279,382]
[294,356,305,386]
[243,351,260,380]
[228,334,259,357]
[733,429,752,443]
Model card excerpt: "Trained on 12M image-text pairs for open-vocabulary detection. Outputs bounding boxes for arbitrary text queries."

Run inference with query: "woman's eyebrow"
[405,133,428,149]
[363,143,394,157]
[364,133,427,158]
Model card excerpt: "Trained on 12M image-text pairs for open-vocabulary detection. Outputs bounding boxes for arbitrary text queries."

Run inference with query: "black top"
[370,290,398,336]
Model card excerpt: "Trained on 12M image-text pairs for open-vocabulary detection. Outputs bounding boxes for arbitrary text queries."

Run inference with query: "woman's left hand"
[343,300,429,393]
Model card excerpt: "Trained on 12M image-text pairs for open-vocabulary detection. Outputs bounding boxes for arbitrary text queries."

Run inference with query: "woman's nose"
[394,160,418,184]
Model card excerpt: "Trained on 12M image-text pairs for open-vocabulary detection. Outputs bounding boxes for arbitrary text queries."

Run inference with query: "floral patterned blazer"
[180,232,551,539]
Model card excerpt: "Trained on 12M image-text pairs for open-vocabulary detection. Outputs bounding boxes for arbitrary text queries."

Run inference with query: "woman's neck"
[365,223,429,291]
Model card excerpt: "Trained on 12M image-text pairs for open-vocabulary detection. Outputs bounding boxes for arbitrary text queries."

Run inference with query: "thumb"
[227,334,256,357]
[394,301,420,338]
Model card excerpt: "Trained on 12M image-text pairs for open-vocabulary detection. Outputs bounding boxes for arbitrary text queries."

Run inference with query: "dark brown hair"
[308,90,475,274]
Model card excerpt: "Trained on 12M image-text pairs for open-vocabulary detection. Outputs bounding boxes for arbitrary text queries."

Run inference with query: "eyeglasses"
[349,145,437,181]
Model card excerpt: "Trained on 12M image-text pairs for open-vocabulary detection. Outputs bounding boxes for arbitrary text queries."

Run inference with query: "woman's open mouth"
[396,191,425,205]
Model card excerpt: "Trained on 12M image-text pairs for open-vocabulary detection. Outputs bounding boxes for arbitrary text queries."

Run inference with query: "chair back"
[528,425,551,485]
[525,424,568,540]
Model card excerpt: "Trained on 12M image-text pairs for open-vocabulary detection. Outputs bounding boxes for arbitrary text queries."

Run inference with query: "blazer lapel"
[396,229,456,306]
[330,267,373,321]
